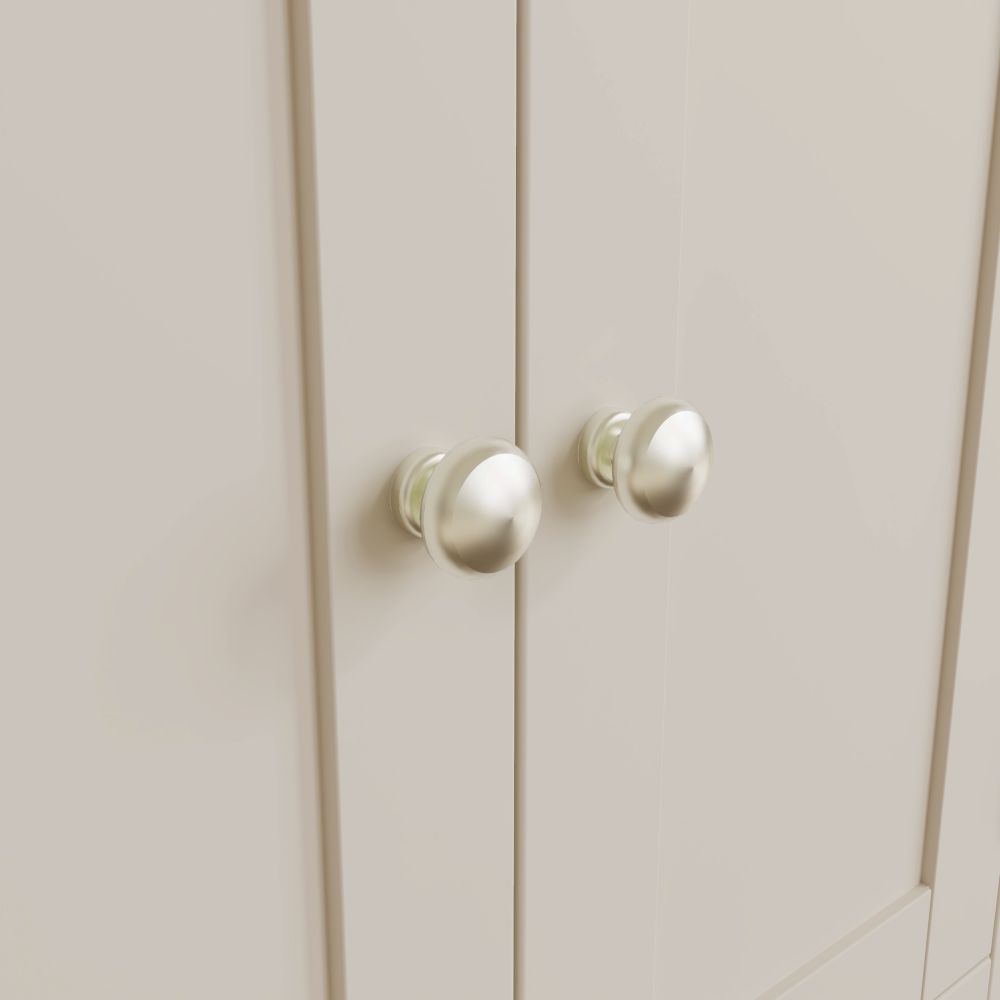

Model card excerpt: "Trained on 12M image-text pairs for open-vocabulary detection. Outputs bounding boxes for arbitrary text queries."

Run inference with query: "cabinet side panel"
[992,894,1000,1000]
[923,50,1000,998]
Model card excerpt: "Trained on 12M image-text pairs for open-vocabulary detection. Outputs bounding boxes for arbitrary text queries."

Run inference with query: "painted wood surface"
[938,961,992,1000]
[517,1,1000,997]
[760,889,930,1000]
[923,62,1000,996]
[0,2,326,996]
[295,0,517,997]
[516,0,689,996]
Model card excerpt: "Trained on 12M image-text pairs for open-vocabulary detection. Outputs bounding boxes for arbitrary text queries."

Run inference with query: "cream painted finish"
[0,2,325,998]
[5,2,1000,998]
[518,2,1000,1000]
[293,0,516,998]
[760,889,930,1000]
[992,919,1000,1000]
[923,91,1000,994]
[939,962,992,1000]
[516,0,689,995]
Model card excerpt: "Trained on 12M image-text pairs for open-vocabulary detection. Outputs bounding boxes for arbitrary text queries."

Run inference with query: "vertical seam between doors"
[514,0,528,997]
[650,1,696,996]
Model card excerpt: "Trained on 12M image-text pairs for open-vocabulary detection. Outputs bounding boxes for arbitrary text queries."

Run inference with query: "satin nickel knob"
[391,438,542,575]
[578,398,712,520]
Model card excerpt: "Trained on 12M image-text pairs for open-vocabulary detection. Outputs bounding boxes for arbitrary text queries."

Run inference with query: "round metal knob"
[391,438,542,575]
[578,398,712,520]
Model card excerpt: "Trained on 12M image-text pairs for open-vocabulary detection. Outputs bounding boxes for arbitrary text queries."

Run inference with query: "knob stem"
[579,409,630,488]
[391,449,444,537]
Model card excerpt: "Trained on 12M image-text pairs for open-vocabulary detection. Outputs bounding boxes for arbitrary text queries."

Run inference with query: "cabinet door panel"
[296,1,517,998]
[0,2,324,997]
[517,1,1000,998]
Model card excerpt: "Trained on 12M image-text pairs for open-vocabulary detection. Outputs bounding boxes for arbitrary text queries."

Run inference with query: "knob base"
[578,409,630,488]
[390,449,444,537]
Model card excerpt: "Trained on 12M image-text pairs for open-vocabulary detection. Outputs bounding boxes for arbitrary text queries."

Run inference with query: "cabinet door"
[517,2,1000,999]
